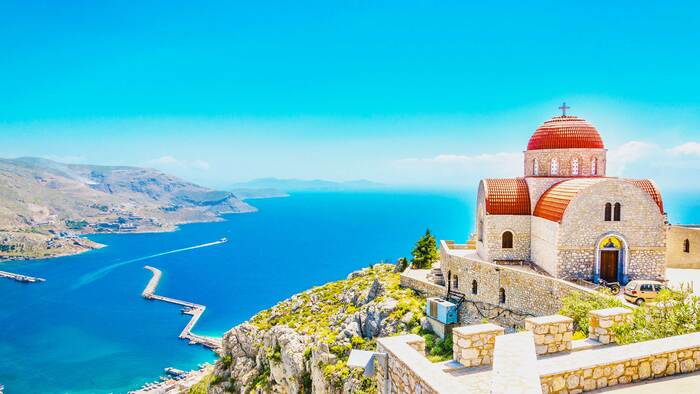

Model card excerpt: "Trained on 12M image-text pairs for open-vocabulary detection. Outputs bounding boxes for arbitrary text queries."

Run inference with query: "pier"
[0,270,45,283]
[141,266,222,351]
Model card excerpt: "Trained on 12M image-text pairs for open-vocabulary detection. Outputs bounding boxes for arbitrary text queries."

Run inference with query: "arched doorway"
[594,234,628,284]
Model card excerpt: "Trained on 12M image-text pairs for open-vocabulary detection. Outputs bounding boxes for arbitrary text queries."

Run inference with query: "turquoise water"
[0,190,697,393]
[0,191,472,393]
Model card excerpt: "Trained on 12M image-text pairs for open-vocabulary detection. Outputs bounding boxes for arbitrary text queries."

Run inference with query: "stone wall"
[588,307,632,345]
[376,337,439,394]
[399,268,445,298]
[481,214,531,262]
[452,323,504,367]
[440,244,595,316]
[525,177,572,213]
[539,333,700,393]
[667,225,700,268]
[524,315,573,355]
[524,148,607,178]
[557,179,667,281]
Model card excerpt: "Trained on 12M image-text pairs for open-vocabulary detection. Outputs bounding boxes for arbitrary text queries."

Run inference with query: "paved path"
[666,268,700,296]
[595,370,700,393]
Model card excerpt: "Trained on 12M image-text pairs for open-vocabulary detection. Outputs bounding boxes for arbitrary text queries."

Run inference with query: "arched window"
[478,218,484,242]
[499,288,506,304]
[502,231,513,249]
[604,203,612,221]
[591,157,597,175]
[452,275,459,290]
[533,158,539,176]
[550,158,559,176]
[685,239,691,253]
[613,203,621,221]
[571,158,579,176]
[472,280,478,295]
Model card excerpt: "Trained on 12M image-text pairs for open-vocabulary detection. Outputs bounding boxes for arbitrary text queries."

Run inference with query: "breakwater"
[142,265,222,351]
[0,270,45,283]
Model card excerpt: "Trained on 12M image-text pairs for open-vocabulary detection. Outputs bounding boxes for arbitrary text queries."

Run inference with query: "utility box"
[426,297,459,324]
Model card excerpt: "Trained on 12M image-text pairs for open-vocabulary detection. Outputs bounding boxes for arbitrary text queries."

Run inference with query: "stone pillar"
[588,307,633,344]
[452,323,504,367]
[524,314,574,355]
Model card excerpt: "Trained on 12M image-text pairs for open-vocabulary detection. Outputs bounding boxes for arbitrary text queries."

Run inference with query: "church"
[473,105,666,284]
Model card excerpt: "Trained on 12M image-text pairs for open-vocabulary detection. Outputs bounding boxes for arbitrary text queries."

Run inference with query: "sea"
[0,190,697,393]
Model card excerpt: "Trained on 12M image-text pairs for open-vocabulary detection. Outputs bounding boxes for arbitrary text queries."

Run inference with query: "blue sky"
[1,1,699,189]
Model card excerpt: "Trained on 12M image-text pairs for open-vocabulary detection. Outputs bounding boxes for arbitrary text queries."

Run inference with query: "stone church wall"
[525,177,572,212]
[667,225,700,268]
[557,180,667,281]
[524,148,606,178]
[481,214,531,262]
[531,216,560,276]
[440,244,594,317]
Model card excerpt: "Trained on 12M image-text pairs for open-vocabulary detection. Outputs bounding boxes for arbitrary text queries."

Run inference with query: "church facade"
[473,111,666,284]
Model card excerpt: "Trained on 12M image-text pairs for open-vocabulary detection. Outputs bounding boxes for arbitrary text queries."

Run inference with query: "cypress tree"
[411,228,439,269]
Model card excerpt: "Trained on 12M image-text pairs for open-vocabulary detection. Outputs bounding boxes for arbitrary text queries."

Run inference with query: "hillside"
[0,157,254,260]
[200,264,433,394]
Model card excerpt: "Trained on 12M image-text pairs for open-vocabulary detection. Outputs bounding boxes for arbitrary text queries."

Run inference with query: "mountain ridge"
[0,157,254,260]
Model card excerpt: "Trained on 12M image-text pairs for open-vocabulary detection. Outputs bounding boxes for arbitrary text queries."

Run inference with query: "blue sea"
[0,190,697,393]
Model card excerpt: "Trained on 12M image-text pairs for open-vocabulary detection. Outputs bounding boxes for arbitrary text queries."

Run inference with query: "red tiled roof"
[482,178,531,215]
[533,178,603,222]
[626,179,664,214]
[527,115,605,150]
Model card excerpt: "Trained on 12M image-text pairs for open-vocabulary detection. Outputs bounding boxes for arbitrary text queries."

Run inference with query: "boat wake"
[73,239,227,289]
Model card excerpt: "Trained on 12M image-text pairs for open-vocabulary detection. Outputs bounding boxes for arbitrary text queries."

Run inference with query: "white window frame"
[550,158,559,176]
[571,158,579,176]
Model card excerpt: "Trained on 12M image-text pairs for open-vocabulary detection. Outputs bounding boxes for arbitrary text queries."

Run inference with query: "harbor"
[0,270,45,283]
[141,266,223,351]
[128,363,213,394]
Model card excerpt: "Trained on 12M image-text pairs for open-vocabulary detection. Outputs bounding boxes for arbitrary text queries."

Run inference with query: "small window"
[453,275,459,290]
[684,239,690,253]
[550,158,559,176]
[571,158,579,176]
[502,231,513,249]
[499,288,506,304]
[591,157,598,175]
[613,203,621,221]
[654,284,663,292]
[533,158,539,176]
[472,280,478,295]
[604,203,612,221]
[478,219,484,242]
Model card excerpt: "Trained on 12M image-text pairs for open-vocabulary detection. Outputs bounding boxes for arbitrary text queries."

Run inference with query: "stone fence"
[374,307,700,394]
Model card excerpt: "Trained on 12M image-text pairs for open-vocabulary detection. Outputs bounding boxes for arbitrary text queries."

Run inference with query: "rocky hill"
[203,264,431,394]
[0,157,254,260]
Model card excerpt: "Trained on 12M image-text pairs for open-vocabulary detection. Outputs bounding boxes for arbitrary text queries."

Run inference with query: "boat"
[219,237,228,243]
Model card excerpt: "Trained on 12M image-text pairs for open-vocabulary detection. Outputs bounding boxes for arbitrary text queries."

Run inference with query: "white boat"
[219,237,228,243]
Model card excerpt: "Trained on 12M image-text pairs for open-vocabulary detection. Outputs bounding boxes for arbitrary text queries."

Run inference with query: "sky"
[1,1,699,190]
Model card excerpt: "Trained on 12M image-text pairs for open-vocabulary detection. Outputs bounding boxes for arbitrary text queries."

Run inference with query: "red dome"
[527,115,604,150]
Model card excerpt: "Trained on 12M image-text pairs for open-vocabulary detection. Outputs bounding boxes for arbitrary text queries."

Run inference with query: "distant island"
[230,177,384,198]
[0,157,254,260]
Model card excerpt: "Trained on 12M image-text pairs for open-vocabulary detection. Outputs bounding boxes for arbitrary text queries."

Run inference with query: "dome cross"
[558,102,570,116]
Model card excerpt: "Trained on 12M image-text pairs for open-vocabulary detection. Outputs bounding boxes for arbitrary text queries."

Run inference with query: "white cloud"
[669,142,700,156]
[607,141,659,176]
[391,152,522,187]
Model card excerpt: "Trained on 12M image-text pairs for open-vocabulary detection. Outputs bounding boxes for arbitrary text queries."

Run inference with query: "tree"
[411,229,439,269]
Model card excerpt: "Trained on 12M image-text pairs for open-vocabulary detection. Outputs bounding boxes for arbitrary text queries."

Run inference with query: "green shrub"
[613,286,700,344]
[411,229,439,269]
[558,291,624,335]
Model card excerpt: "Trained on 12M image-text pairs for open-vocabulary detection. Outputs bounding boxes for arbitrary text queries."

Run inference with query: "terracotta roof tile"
[483,178,531,215]
[533,178,603,222]
[527,115,604,150]
[626,179,664,214]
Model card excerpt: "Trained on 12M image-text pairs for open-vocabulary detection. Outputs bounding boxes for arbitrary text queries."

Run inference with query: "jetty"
[141,266,222,351]
[0,270,45,283]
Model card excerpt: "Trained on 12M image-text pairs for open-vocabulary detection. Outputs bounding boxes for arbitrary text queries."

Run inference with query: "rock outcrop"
[207,264,426,394]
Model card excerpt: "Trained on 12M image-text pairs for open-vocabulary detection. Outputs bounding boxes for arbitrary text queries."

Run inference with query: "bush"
[558,291,624,335]
[613,286,700,344]
[420,330,453,362]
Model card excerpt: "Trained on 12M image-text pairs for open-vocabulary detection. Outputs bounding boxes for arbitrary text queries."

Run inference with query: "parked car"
[623,280,666,305]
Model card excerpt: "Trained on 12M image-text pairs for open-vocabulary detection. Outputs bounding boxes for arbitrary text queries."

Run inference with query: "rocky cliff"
[0,157,254,260]
[206,264,428,394]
